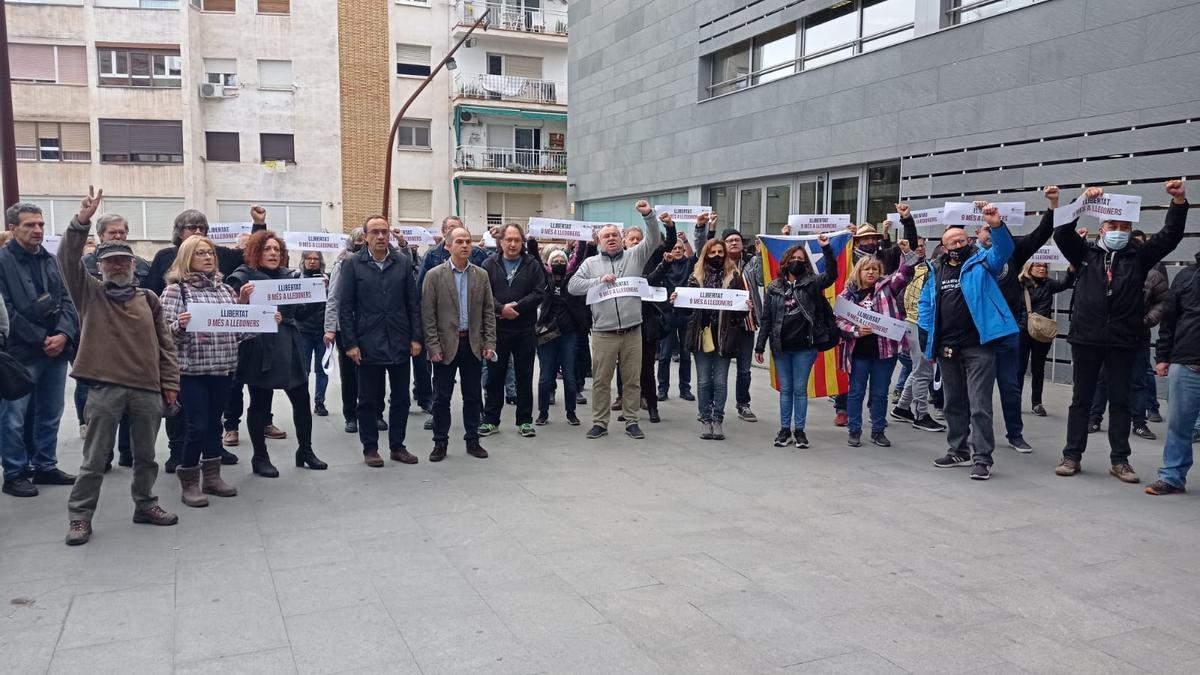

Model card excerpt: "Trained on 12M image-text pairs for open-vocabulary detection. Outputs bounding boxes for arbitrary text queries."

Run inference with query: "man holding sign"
[1051,180,1189,483]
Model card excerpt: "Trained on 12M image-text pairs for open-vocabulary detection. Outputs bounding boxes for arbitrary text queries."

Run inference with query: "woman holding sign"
[755,235,838,449]
[837,243,916,448]
[673,238,750,441]
[160,236,252,506]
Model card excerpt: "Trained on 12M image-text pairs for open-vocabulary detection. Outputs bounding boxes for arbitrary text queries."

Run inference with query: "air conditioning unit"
[199,83,226,99]
[459,110,474,123]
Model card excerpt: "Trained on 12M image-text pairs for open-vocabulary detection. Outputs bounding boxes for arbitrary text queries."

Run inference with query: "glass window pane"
[958,0,1039,24]
[710,186,736,236]
[415,126,430,147]
[765,185,790,235]
[830,175,859,225]
[804,2,857,56]
[862,27,913,52]
[804,47,854,69]
[862,0,915,37]
[751,24,796,85]
[797,179,820,216]
[866,163,900,226]
[710,41,750,95]
[739,188,762,234]
[115,52,128,75]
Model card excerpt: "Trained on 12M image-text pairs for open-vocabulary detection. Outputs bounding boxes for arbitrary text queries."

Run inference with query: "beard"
[102,270,134,287]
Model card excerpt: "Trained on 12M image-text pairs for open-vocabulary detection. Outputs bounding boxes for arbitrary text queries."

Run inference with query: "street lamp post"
[381,8,490,220]
[0,0,21,209]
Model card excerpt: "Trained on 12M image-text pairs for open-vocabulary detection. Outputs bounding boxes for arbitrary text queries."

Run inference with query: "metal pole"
[381,8,489,220]
[0,0,21,209]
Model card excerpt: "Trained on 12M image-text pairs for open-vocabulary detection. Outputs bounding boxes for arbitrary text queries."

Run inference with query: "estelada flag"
[758,232,853,397]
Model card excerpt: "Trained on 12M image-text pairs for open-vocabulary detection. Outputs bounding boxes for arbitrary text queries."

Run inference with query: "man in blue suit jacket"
[918,204,1017,481]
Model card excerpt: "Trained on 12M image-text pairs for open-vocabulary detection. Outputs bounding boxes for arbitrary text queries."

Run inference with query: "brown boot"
[264,424,288,440]
[177,466,209,508]
[200,458,237,497]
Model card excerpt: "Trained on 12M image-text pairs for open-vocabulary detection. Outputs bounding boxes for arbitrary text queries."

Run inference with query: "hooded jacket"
[1156,253,1200,367]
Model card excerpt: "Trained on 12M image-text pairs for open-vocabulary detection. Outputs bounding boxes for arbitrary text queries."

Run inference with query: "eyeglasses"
[194,250,216,258]
[182,224,208,233]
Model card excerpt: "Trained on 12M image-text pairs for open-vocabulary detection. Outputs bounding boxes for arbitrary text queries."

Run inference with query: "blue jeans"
[694,350,732,423]
[0,355,69,480]
[734,331,754,409]
[895,349,913,393]
[847,355,897,434]
[1158,364,1200,487]
[537,331,579,416]
[993,332,1023,440]
[656,312,692,395]
[775,349,819,430]
[299,332,329,405]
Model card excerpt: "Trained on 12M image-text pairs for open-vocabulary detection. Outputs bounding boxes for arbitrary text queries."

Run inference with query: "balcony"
[454,1,567,37]
[455,145,566,176]
[453,72,565,106]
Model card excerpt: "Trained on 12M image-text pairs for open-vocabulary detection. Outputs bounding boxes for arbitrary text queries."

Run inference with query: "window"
[15,122,91,162]
[260,133,295,163]
[9,44,87,85]
[205,132,240,162]
[98,119,183,163]
[204,57,238,86]
[866,162,900,225]
[396,43,432,77]
[948,0,1046,25]
[751,24,797,85]
[98,47,182,87]
[95,0,181,8]
[257,0,290,14]
[803,2,858,68]
[198,0,235,11]
[709,41,750,97]
[397,119,431,149]
[217,201,323,232]
[257,59,293,89]
[396,189,433,221]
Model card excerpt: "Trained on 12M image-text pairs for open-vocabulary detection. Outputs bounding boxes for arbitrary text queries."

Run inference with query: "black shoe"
[1147,411,1163,424]
[430,442,448,463]
[118,453,133,468]
[648,410,661,424]
[934,453,972,468]
[773,428,791,447]
[970,463,992,480]
[1008,437,1033,453]
[220,449,239,465]
[314,402,329,417]
[165,452,181,474]
[376,417,388,431]
[889,406,915,423]
[535,414,549,426]
[616,414,626,422]
[295,447,328,470]
[576,393,588,405]
[566,411,581,426]
[506,396,517,405]
[680,391,695,402]
[1032,404,1047,417]
[1132,425,1157,440]
[251,457,279,478]
[32,468,76,486]
[847,431,862,448]
[344,419,358,434]
[657,390,669,401]
[793,430,809,449]
[911,415,946,432]
[2,478,38,497]
[586,425,607,439]
[625,424,645,439]
[1087,421,1101,434]
[870,432,891,448]
[423,414,434,431]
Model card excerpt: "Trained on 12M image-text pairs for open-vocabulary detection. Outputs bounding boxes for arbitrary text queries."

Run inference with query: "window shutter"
[131,121,184,154]
[204,57,237,74]
[11,44,55,81]
[15,122,37,147]
[395,44,431,65]
[257,60,293,88]
[203,0,236,11]
[287,205,322,232]
[503,55,543,80]
[217,201,252,223]
[56,46,88,85]
[396,189,432,220]
[205,131,240,162]
[257,0,290,14]
[486,192,503,214]
[504,194,542,220]
[36,123,60,141]
[60,123,91,153]
[104,199,147,238]
[145,199,185,240]
[260,133,295,162]
[99,119,132,156]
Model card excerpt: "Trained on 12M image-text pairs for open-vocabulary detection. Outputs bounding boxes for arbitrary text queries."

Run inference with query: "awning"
[456,104,566,122]
[459,178,567,189]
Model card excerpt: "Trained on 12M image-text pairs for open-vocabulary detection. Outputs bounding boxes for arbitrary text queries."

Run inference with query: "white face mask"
[1103,230,1130,250]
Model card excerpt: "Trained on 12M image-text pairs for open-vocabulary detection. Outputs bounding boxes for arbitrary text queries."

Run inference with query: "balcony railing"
[17,148,91,162]
[455,145,566,175]
[455,1,568,36]
[454,72,565,105]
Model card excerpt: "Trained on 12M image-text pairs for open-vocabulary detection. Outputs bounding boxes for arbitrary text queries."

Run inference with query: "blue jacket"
[917,222,1018,360]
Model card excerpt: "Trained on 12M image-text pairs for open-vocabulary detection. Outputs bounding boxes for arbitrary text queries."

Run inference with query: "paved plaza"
[1,374,1198,674]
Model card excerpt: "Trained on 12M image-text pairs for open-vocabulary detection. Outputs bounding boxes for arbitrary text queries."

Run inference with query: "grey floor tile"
[57,583,174,650]
[284,601,417,674]
[273,561,382,617]
[526,623,663,674]
[584,584,729,652]
[400,611,541,675]
[476,573,607,640]
[1090,626,1200,674]
[0,577,75,635]
[49,634,173,674]
[784,650,910,674]
[0,623,60,674]
[174,599,289,663]
[175,646,298,674]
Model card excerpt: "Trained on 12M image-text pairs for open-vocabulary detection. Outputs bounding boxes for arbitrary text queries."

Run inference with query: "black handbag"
[0,349,35,401]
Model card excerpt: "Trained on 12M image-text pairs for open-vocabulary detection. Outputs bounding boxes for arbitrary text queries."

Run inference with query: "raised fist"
[1082,186,1104,200]
[251,204,267,224]
[1043,185,1060,208]
[659,212,674,225]
[635,200,651,215]
[895,203,910,218]
[817,233,829,246]
[1166,179,1186,203]
[981,204,1001,226]
[897,239,911,253]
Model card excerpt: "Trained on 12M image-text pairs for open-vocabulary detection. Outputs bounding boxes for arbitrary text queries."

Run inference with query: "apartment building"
[5,0,568,239]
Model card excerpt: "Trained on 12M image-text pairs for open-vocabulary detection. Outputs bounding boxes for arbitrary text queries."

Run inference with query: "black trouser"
[641,334,660,413]
[358,362,410,453]
[483,332,536,427]
[412,352,433,411]
[433,338,483,444]
[223,377,244,432]
[247,384,312,459]
[338,343,360,422]
[1018,332,1053,406]
[1064,344,1134,465]
[165,407,187,457]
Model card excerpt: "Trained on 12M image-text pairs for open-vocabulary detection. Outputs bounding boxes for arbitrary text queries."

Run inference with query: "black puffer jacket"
[1157,254,1200,366]
[227,264,306,390]
[1018,271,1076,328]
[998,209,1057,318]
[755,245,838,355]
[335,248,421,366]
[1054,200,1188,348]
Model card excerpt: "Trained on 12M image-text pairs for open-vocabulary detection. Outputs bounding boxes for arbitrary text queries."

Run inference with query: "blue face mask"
[1103,230,1130,250]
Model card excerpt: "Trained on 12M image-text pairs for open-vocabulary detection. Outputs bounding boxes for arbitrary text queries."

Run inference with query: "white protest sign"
[672,287,750,312]
[321,344,337,376]
[393,226,437,246]
[248,277,326,306]
[283,231,348,253]
[942,202,1025,227]
[834,296,908,342]
[186,304,278,334]
[207,223,252,245]
[481,231,496,248]
[887,207,944,229]
[654,205,710,223]
[527,218,604,242]
[42,235,61,255]
[645,286,668,302]
[1053,192,1141,227]
[788,214,851,230]
[586,277,649,305]
[1030,245,1070,268]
